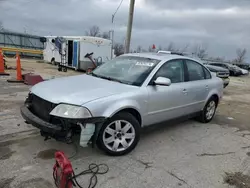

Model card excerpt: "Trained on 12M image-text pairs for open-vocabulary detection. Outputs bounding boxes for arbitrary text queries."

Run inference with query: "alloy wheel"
[102,120,135,152]
[206,100,216,120]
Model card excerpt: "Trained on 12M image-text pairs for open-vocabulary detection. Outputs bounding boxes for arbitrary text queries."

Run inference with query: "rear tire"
[51,58,56,65]
[63,67,67,72]
[97,112,140,156]
[197,97,218,123]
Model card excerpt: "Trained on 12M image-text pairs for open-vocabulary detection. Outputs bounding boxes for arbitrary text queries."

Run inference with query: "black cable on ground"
[67,163,109,188]
[68,142,78,159]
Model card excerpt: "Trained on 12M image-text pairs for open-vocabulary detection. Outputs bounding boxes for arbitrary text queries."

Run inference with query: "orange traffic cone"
[7,52,24,83]
[0,49,9,76]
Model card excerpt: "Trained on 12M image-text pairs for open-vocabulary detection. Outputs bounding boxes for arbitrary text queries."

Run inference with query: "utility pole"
[110,14,115,59]
[110,0,124,58]
[125,0,135,53]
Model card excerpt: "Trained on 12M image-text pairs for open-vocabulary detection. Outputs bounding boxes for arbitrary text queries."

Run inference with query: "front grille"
[28,94,57,122]
[217,72,229,78]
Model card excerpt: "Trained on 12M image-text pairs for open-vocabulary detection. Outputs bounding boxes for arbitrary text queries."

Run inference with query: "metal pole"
[125,0,135,53]
[110,14,115,59]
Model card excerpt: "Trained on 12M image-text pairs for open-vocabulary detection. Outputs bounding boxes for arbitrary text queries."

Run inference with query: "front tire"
[198,97,218,123]
[97,112,140,156]
[230,71,234,76]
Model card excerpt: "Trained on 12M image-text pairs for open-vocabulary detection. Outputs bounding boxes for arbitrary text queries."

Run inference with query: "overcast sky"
[0,0,249,61]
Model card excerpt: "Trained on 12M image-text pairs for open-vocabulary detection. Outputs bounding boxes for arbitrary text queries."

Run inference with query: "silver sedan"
[21,52,224,156]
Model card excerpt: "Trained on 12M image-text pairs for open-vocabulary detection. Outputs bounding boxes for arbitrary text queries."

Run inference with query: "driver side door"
[144,59,190,126]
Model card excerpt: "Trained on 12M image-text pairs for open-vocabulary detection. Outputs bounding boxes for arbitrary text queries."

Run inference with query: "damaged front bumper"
[20,105,106,144]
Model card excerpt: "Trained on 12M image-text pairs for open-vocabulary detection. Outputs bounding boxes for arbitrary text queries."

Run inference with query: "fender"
[102,99,143,123]
[204,88,222,108]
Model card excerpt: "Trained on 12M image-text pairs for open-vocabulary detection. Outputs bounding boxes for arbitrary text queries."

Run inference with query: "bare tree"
[136,45,142,53]
[157,45,163,51]
[192,44,208,59]
[148,46,154,52]
[164,42,178,51]
[85,25,100,37]
[101,32,110,39]
[235,48,247,64]
[166,42,176,51]
[179,43,189,53]
[0,21,3,31]
[114,43,124,56]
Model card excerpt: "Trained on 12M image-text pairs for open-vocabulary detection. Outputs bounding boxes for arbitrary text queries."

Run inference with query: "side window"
[186,60,205,81]
[222,64,228,68]
[154,60,184,83]
[204,67,211,79]
[213,63,221,67]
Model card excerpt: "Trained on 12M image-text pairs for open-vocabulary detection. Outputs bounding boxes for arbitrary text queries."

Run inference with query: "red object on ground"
[152,44,156,49]
[23,73,44,86]
[53,151,74,188]
[0,49,9,76]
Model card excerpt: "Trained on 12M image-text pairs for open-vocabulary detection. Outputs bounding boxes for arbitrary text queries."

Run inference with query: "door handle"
[182,89,188,94]
[205,85,209,90]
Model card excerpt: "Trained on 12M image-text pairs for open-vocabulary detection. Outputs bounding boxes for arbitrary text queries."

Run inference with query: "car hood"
[30,74,137,105]
[205,65,229,72]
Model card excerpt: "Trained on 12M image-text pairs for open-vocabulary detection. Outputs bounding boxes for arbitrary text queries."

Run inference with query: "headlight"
[50,104,92,119]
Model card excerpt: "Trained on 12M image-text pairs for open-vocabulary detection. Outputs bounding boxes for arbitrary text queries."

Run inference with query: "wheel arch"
[51,57,55,62]
[205,93,220,108]
[110,108,142,126]
[210,94,219,105]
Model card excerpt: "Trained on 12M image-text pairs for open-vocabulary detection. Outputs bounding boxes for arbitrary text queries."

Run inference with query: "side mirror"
[154,77,171,86]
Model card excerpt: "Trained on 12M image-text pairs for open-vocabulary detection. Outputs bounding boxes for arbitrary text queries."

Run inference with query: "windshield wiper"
[90,72,99,77]
[91,73,131,85]
[91,73,115,81]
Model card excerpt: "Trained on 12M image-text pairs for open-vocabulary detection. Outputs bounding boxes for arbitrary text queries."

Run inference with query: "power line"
[112,0,124,23]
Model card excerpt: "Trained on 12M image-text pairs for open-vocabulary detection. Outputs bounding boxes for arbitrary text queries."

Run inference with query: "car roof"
[210,62,229,65]
[206,64,228,71]
[121,52,202,63]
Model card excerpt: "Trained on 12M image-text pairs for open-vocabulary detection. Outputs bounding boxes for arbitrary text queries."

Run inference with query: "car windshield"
[226,64,234,68]
[232,65,239,68]
[92,56,160,86]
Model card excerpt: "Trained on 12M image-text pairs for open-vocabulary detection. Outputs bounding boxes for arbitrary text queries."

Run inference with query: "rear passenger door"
[184,59,212,113]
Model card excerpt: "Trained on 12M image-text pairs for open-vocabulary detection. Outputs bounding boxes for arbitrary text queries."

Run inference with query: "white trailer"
[43,36,83,64]
[43,36,61,64]
[43,36,113,71]
[77,36,112,71]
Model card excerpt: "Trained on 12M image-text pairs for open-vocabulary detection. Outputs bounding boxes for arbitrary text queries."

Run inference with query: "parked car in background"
[209,62,242,76]
[233,63,250,71]
[21,52,224,156]
[205,64,230,88]
[233,65,249,75]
